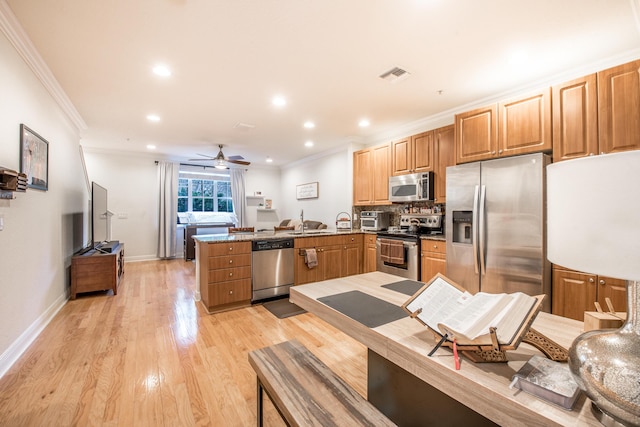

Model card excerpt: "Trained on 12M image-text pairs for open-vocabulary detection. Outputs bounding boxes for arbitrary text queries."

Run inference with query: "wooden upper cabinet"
[353,143,390,206]
[455,105,498,164]
[391,136,411,175]
[372,143,391,204]
[552,74,598,162]
[353,149,372,205]
[434,125,454,203]
[391,132,434,175]
[412,131,435,173]
[598,59,640,154]
[498,88,552,157]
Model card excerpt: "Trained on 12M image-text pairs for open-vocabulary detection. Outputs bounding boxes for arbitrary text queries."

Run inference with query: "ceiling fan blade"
[227,159,251,166]
[227,155,245,160]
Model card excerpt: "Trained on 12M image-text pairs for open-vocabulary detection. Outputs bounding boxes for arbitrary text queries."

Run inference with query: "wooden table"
[290,271,600,427]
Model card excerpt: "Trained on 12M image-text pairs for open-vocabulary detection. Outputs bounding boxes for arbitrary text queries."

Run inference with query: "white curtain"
[157,161,179,258]
[230,168,247,227]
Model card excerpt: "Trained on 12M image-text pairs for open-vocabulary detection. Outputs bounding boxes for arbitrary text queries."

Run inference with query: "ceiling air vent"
[379,67,411,83]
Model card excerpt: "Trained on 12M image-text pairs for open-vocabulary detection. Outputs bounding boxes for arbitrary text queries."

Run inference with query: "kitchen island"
[290,272,599,427]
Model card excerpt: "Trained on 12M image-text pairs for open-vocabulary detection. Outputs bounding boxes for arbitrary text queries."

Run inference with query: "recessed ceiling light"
[305,141,314,147]
[266,157,273,163]
[304,121,315,129]
[152,64,171,77]
[146,114,161,122]
[146,144,156,150]
[272,96,286,107]
[358,119,370,128]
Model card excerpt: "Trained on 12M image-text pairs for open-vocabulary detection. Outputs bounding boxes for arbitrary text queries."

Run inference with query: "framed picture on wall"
[20,124,49,191]
[296,181,319,199]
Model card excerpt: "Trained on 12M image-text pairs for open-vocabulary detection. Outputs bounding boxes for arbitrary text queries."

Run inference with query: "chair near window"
[228,227,255,233]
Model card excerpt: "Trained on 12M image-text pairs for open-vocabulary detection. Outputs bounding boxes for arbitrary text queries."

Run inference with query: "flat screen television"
[91,182,109,248]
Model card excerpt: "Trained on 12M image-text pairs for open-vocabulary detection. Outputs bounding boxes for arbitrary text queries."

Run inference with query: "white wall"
[0,30,85,375]
[82,148,159,261]
[279,146,357,229]
[244,167,281,230]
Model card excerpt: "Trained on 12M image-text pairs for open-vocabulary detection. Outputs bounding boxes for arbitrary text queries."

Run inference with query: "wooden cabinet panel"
[353,149,372,204]
[200,241,252,312]
[498,88,552,157]
[295,234,364,284]
[598,59,640,154]
[552,268,597,321]
[413,131,435,173]
[207,253,251,270]
[363,234,377,273]
[392,131,434,176]
[552,74,598,162]
[420,239,446,283]
[206,279,251,306]
[354,143,390,205]
[455,105,498,164]
[372,144,391,204]
[596,276,628,313]
[391,137,412,175]
[434,125,454,203]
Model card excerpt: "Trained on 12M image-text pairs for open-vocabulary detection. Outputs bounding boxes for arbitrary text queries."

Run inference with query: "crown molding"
[0,0,87,132]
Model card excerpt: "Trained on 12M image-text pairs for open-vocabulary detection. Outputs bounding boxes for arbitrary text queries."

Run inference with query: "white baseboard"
[0,292,68,379]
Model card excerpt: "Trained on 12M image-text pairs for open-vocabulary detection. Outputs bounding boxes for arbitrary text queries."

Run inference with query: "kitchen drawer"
[208,241,251,256]
[208,266,252,283]
[421,239,446,254]
[206,278,251,306]
[208,253,251,270]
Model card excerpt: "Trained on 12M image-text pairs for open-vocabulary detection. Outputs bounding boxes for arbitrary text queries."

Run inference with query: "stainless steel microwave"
[389,172,434,202]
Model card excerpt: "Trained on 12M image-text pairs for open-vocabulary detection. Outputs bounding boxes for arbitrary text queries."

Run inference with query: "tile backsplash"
[352,202,445,229]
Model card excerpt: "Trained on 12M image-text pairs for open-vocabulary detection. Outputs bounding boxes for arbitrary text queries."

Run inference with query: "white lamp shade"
[547,150,640,280]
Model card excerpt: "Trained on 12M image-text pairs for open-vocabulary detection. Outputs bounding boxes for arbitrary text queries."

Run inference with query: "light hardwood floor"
[0,259,367,426]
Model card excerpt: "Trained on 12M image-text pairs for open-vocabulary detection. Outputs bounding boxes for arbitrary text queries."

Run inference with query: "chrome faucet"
[300,209,304,233]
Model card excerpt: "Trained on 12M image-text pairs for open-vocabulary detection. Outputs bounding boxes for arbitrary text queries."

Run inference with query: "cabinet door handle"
[229,290,233,295]
[229,247,233,251]
[498,149,503,154]
[229,259,233,264]
[589,278,595,283]
[229,272,233,277]
[599,279,605,285]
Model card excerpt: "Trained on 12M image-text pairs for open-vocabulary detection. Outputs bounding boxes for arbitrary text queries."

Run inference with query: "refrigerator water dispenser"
[452,211,473,244]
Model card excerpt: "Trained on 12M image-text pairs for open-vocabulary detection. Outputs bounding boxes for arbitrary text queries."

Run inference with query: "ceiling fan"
[190,145,250,169]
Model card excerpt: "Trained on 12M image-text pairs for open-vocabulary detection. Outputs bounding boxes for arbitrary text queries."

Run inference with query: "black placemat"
[381,280,424,296]
[318,290,406,328]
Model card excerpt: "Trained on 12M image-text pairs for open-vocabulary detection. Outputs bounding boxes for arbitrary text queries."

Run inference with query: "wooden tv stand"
[70,242,125,299]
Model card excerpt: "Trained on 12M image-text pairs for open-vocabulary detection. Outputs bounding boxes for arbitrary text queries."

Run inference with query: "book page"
[437,292,512,340]
[486,292,537,344]
[405,277,463,333]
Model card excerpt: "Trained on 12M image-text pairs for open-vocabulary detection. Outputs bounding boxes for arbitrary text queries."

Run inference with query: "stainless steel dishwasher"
[251,237,294,302]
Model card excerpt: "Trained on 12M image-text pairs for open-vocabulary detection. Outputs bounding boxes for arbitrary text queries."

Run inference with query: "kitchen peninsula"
[290,272,600,427]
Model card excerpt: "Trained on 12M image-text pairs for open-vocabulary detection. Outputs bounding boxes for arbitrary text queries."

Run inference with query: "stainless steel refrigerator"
[445,153,551,312]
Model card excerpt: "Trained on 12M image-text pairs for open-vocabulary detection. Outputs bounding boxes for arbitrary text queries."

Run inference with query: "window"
[177,175,233,213]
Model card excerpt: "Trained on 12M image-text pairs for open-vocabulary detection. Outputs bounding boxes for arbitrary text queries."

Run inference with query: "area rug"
[262,298,307,319]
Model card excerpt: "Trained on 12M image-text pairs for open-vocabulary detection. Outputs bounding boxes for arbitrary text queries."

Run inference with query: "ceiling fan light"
[215,159,227,169]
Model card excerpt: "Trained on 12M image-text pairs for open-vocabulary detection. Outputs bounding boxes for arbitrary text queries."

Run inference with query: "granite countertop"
[193,229,367,243]
[420,234,445,241]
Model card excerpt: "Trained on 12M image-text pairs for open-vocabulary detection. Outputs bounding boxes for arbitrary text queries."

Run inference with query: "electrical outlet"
[0,213,4,231]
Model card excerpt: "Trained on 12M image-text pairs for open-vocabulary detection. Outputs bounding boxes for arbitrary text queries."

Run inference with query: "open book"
[402,274,543,346]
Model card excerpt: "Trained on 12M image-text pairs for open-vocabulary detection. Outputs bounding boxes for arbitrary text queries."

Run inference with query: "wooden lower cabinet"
[552,266,627,321]
[363,234,377,273]
[71,243,125,299]
[199,241,252,313]
[294,234,363,285]
[420,239,446,282]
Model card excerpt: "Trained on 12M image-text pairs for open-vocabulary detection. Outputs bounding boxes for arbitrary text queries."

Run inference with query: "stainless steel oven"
[376,235,419,280]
